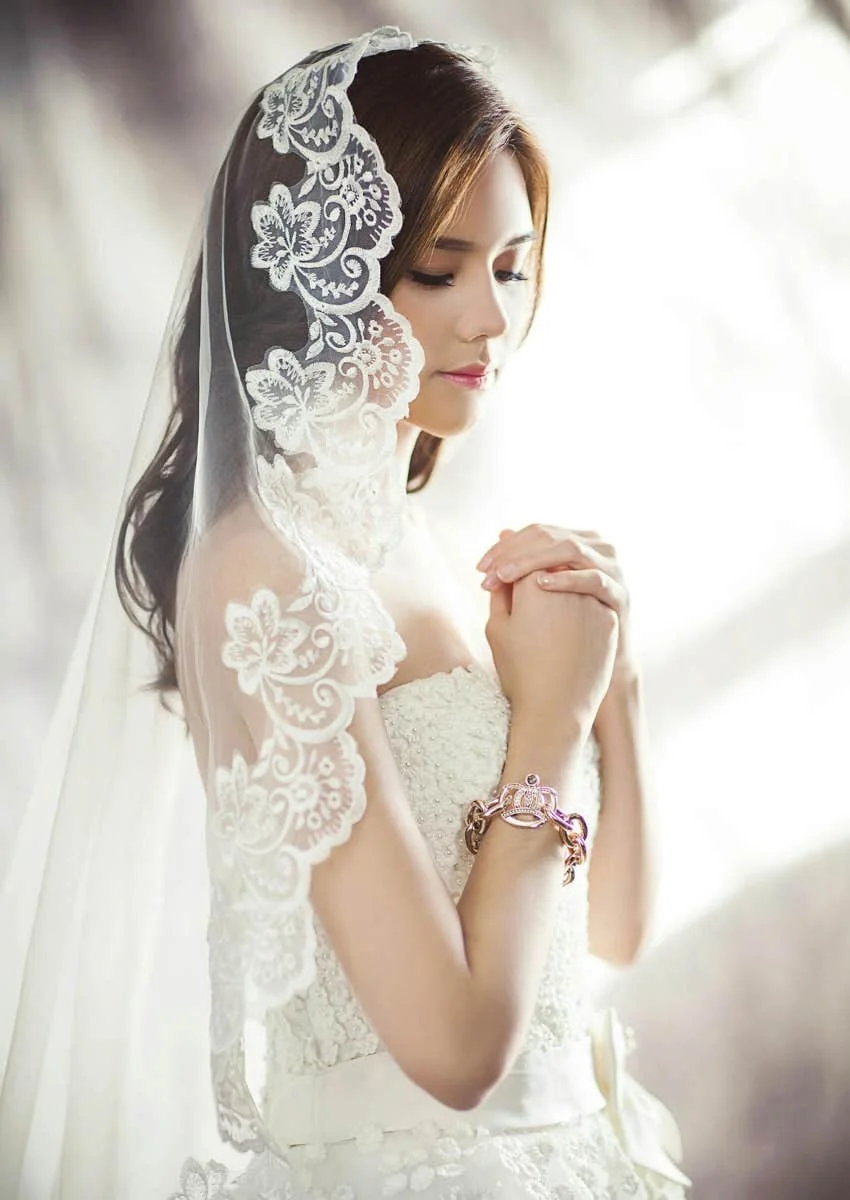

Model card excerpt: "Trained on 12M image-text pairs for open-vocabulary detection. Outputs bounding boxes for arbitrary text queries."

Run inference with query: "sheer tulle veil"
[0,26,504,1199]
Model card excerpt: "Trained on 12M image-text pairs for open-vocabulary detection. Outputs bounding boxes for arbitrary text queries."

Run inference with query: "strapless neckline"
[377,661,498,704]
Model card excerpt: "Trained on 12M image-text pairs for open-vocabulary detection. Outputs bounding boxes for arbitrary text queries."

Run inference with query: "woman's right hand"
[485,571,619,735]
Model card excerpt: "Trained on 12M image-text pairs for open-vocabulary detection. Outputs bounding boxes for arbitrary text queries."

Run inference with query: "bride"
[0,26,692,1199]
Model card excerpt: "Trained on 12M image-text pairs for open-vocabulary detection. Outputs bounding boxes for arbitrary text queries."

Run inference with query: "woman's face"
[389,150,536,439]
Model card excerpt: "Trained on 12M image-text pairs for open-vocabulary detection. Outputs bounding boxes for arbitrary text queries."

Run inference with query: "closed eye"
[408,269,529,288]
[409,271,454,287]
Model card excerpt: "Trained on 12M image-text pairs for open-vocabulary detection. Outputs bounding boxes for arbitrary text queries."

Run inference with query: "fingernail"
[481,574,497,589]
[496,562,517,580]
[538,574,552,585]
[477,552,494,571]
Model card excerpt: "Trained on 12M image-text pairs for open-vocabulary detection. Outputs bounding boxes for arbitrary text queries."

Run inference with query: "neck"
[393,420,428,528]
[394,419,420,481]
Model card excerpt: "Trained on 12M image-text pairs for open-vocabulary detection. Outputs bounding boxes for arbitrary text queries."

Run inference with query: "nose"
[456,272,510,343]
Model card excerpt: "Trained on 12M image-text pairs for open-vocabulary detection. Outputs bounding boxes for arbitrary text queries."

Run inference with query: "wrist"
[593,669,643,741]
[504,708,588,789]
[607,663,642,698]
[469,765,591,886]
[596,667,642,712]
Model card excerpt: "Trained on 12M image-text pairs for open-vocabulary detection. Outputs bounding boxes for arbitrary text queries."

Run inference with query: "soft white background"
[3,1,849,1194]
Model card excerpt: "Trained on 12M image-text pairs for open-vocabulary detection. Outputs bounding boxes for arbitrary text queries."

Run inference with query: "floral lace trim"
[203,25,424,1156]
[248,28,425,571]
[169,1113,689,1200]
[207,567,404,1150]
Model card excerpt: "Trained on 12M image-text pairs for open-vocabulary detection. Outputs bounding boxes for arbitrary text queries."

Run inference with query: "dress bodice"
[264,661,602,1086]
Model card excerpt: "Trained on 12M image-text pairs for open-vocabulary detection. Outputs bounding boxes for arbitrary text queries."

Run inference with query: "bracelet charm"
[464,772,589,886]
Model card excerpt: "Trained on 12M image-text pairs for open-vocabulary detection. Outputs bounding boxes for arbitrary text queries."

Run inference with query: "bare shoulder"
[186,501,306,603]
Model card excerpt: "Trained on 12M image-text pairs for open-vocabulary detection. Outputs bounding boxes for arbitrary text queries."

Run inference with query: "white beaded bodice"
[264,661,602,1086]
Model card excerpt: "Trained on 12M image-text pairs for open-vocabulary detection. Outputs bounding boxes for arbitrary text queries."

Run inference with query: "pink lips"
[438,363,493,389]
[445,363,490,377]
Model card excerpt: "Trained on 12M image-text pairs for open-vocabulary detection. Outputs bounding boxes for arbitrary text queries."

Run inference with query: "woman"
[0,26,691,1199]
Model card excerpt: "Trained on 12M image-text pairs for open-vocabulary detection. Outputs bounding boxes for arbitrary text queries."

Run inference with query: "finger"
[479,526,614,577]
[568,531,618,562]
[478,524,551,571]
[476,528,518,572]
[536,567,624,614]
[488,577,512,619]
[493,538,601,582]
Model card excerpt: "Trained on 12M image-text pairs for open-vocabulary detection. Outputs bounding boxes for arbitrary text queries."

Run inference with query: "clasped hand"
[476,523,637,683]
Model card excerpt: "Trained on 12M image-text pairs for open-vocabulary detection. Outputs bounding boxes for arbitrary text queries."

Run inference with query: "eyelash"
[408,270,529,288]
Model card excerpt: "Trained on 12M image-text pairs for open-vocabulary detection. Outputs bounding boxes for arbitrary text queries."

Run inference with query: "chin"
[406,382,490,439]
[407,409,481,439]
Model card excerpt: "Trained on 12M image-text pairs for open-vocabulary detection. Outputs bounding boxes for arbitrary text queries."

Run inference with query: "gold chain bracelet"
[464,772,589,886]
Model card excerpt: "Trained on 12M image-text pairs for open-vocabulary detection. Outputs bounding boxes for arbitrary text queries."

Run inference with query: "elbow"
[407,1037,508,1113]
[433,1068,503,1112]
[432,1082,490,1112]
[600,943,640,967]
[400,989,524,1112]
[410,1059,499,1113]
[438,1039,520,1112]
[405,1070,484,1113]
[590,923,647,967]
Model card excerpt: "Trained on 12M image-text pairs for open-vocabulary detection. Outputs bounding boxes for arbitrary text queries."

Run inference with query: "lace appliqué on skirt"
[221,1110,688,1199]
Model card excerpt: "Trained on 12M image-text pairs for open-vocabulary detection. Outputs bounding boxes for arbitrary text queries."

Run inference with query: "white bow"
[590,1007,693,1188]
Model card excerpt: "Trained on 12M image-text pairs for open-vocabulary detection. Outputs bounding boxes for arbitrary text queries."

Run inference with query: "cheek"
[391,292,441,368]
[504,292,533,350]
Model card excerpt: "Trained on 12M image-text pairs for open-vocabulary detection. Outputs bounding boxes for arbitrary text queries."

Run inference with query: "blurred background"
[2,0,849,1194]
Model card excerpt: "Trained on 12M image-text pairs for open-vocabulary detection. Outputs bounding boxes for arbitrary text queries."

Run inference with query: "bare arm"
[588,669,659,965]
[194,526,594,1114]
[310,699,588,1111]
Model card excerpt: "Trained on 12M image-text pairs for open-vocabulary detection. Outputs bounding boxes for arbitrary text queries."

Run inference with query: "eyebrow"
[433,232,538,252]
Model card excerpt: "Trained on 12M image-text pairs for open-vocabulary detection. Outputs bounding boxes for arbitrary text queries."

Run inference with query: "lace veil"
[0,26,498,1199]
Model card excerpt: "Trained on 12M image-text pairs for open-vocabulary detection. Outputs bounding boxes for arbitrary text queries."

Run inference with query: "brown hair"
[116,42,550,697]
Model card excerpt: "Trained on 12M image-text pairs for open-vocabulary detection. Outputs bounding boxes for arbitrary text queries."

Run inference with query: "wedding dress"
[0,28,692,1198]
[199,661,689,1200]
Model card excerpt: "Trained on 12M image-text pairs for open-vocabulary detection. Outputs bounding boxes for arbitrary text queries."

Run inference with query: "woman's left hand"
[475,524,639,686]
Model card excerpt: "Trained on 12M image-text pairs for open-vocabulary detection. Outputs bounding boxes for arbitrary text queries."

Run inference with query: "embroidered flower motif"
[431,1134,468,1173]
[213,753,279,863]
[348,314,407,391]
[408,1163,437,1191]
[355,1121,386,1153]
[302,262,367,306]
[257,69,319,154]
[379,1159,463,1195]
[411,1119,441,1143]
[247,899,311,987]
[217,1148,296,1198]
[266,466,401,574]
[204,29,442,1164]
[257,49,359,164]
[167,1158,229,1200]
[303,1141,329,1165]
[211,757,303,909]
[221,588,311,694]
[251,185,322,291]
[321,142,394,237]
[246,349,336,453]
[371,1125,476,1196]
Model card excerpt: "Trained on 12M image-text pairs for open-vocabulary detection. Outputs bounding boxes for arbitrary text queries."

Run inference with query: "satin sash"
[266,1006,692,1188]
